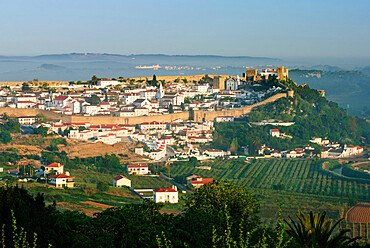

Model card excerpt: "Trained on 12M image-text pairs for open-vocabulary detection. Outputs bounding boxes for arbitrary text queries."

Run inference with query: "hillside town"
[1,67,364,165]
[0,68,366,203]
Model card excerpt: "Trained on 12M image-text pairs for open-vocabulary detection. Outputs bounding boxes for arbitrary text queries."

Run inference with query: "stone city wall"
[0,91,291,125]
[191,92,289,122]
[0,108,70,122]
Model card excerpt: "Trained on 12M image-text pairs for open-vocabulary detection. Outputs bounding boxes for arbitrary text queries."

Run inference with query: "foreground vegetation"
[0,182,366,248]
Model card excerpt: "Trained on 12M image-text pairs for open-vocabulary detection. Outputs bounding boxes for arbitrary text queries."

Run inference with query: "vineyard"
[343,202,370,243]
[168,158,370,233]
[169,159,370,200]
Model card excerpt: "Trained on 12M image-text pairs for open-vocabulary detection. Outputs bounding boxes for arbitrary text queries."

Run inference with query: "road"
[20,125,34,135]
[159,145,176,162]
[159,173,192,194]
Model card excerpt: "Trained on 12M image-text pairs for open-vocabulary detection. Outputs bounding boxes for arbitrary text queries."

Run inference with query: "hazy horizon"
[1,0,369,58]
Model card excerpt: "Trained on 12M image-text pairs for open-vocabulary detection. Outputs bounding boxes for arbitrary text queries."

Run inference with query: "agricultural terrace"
[168,159,369,201]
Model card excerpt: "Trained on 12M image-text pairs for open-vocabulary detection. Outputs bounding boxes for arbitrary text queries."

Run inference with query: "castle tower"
[277,66,289,80]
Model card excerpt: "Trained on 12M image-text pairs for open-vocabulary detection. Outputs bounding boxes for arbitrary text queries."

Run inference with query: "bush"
[97,181,109,192]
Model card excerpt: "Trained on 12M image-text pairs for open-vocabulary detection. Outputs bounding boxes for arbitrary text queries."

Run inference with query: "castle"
[243,66,289,84]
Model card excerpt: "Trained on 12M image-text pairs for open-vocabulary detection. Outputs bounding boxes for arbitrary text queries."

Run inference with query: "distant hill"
[290,69,370,119]
[38,64,66,70]
[0,53,278,61]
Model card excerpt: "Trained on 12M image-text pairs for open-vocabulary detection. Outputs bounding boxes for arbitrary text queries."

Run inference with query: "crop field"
[169,159,370,201]
[168,158,370,229]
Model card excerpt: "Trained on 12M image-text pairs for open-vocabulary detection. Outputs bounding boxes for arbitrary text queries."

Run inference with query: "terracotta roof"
[190,178,213,185]
[154,187,177,192]
[17,101,36,104]
[127,164,148,168]
[113,175,130,181]
[270,129,279,132]
[48,173,74,179]
[46,162,63,168]
[54,96,69,101]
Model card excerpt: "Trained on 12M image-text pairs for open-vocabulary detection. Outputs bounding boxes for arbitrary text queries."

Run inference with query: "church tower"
[156,83,164,101]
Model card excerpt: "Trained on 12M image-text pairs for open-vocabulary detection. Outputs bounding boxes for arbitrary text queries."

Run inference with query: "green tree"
[2,120,21,133]
[34,126,49,137]
[90,94,101,105]
[230,137,239,154]
[284,210,360,248]
[181,180,260,247]
[97,181,109,192]
[180,102,185,111]
[35,113,47,123]
[91,75,98,84]
[168,104,174,114]
[0,131,12,144]
[22,82,31,91]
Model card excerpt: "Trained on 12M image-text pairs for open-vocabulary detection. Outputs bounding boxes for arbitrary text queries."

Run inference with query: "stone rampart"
[0,108,70,122]
[0,92,290,125]
[69,111,190,125]
[191,93,288,122]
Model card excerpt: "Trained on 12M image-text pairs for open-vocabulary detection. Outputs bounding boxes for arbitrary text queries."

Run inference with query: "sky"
[1,0,370,58]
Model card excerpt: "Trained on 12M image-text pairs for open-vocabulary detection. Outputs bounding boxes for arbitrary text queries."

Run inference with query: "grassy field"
[0,167,173,215]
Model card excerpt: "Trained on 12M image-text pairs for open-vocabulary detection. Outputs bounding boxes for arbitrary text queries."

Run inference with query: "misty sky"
[1,0,369,58]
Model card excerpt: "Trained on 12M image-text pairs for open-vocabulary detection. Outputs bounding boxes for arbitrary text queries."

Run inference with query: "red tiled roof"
[46,162,63,168]
[190,178,213,185]
[48,173,73,179]
[154,187,177,192]
[270,129,279,132]
[54,96,69,101]
[113,175,130,181]
[127,164,148,168]
[17,101,36,104]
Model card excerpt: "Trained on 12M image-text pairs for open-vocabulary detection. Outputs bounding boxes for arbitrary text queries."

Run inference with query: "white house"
[17,116,36,125]
[127,164,149,175]
[270,129,280,137]
[192,84,209,93]
[16,101,37,108]
[44,162,64,176]
[310,137,322,144]
[153,186,178,203]
[48,173,75,188]
[203,149,225,158]
[113,175,131,187]
[139,90,157,100]
[97,79,119,88]
[123,93,140,105]
[139,122,167,131]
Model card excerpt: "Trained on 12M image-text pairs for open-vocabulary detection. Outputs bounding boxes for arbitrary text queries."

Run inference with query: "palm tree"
[284,210,361,248]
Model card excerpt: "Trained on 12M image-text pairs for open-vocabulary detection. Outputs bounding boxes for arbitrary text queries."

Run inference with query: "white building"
[139,122,167,131]
[225,78,239,91]
[139,90,157,100]
[113,175,131,187]
[44,162,64,176]
[270,129,280,137]
[192,84,209,93]
[48,173,75,188]
[17,116,36,125]
[97,79,120,88]
[153,186,178,203]
[127,164,149,175]
[215,116,235,122]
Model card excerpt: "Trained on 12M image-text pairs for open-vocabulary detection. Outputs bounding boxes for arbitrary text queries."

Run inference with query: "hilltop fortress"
[244,66,289,84]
